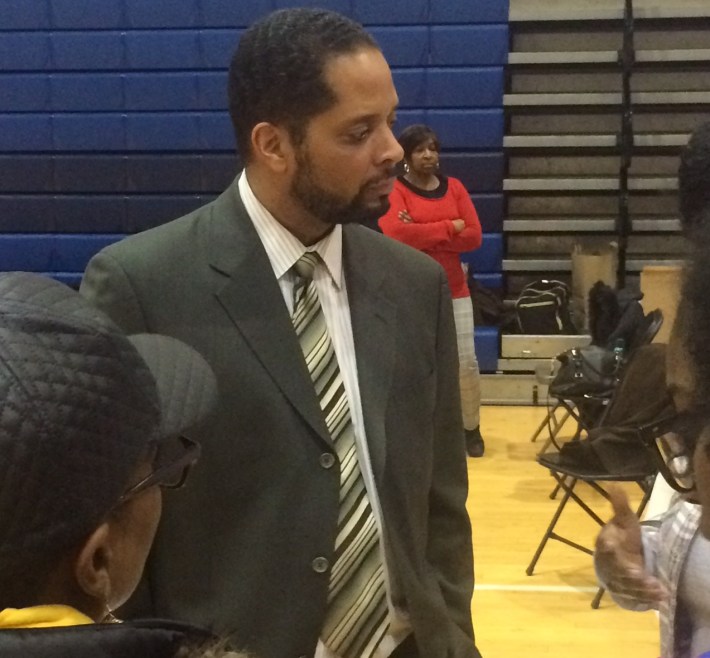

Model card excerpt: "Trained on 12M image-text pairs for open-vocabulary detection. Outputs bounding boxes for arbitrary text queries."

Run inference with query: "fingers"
[595,487,669,606]
[595,523,667,604]
[595,549,667,603]
[607,485,637,527]
[595,522,628,562]
[604,570,669,605]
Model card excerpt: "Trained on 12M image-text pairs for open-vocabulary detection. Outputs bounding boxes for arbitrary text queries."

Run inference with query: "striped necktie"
[291,253,390,658]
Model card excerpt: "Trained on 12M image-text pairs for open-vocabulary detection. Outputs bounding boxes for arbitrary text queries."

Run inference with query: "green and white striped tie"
[292,252,390,658]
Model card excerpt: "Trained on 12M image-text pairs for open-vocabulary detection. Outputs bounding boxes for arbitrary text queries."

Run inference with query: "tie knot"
[294,252,319,280]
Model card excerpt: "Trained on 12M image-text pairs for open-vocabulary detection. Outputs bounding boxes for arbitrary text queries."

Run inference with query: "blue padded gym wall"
[0,0,508,369]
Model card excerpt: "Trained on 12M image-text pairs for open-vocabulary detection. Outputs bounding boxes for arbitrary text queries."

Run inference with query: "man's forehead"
[322,47,396,101]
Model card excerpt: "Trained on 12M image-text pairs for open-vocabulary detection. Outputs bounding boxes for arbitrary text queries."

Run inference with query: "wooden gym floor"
[467,405,657,656]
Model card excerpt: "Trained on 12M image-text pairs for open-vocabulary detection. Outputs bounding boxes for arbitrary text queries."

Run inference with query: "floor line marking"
[476,584,599,593]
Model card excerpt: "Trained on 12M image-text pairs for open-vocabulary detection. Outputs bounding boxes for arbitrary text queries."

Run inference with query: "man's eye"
[349,130,369,142]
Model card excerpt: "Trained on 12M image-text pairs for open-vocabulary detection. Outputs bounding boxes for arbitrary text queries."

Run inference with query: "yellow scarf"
[0,605,93,628]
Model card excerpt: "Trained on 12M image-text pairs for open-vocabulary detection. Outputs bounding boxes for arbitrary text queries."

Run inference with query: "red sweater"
[379,176,482,298]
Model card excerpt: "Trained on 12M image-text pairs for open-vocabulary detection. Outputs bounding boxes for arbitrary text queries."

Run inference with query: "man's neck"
[245,166,331,246]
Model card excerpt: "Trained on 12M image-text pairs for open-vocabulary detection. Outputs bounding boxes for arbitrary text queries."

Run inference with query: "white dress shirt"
[237,172,410,657]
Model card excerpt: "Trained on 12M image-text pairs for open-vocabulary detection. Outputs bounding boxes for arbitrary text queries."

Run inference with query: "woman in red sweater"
[379,124,485,457]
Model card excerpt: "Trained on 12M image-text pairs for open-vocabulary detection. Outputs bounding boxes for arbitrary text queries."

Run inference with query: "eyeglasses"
[637,413,706,493]
[116,435,202,506]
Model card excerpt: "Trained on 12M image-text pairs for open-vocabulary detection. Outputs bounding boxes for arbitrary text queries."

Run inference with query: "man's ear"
[250,122,294,174]
[74,522,113,605]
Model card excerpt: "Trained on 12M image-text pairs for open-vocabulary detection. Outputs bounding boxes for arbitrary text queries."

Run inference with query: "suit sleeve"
[80,249,150,335]
[379,185,458,251]
[428,269,477,647]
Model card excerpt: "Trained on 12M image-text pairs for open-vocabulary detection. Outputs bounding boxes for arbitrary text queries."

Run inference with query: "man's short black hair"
[678,121,710,234]
[398,124,440,161]
[228,8,378,161]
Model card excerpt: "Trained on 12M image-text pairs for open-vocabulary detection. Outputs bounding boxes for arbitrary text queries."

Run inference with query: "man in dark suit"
[81,8,478,658]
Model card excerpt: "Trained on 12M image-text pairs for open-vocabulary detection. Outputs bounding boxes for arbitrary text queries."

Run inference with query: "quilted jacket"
[0,618,216,658]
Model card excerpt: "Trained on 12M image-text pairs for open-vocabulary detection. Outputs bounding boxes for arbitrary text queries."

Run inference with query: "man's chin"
[336,197,390,226]
[364,195,391,218]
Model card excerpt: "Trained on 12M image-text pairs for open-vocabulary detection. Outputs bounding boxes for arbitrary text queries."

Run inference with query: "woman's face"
[407,137,439,177]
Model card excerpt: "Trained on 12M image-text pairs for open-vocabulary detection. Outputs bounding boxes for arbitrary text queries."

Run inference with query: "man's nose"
[381,127,404,164]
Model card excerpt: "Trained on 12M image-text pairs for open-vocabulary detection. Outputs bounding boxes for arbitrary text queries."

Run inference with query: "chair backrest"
[627,308,664,353]
[580,343,673,477]
[603,342,671,428]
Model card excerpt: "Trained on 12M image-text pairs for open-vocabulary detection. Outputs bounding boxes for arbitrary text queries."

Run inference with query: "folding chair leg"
[635,484,653,518]
[530,404,571,444]
[537,408,573,455]
[591,586,605,609]
[526,479,576,576]
[549,474,575,500]
[529,411,552,444]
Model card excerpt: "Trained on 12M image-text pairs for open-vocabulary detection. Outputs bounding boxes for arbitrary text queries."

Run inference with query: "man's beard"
[291,150,392,226]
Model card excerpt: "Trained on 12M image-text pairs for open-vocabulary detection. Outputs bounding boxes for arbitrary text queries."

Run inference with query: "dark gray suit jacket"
[81,180,479,658]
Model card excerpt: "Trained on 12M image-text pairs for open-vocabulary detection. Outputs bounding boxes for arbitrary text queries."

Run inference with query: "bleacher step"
[502,258,684,272]
[504,133,689,149]
[503,177,677,191]
[504,91,710,106]
[508,49,710,66]
[504,218,681,232]
[480,373,549,406]
[510,3,710,22]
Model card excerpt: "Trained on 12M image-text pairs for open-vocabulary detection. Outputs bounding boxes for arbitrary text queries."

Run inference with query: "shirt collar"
[238,171,343,288]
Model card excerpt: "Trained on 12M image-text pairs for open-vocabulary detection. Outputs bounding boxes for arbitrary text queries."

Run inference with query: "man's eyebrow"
[345,113,379,125]
[338,115,381,131]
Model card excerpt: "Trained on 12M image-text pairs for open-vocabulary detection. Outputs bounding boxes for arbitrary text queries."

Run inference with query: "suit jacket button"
[319,453,335,469]
[312,556,329,573]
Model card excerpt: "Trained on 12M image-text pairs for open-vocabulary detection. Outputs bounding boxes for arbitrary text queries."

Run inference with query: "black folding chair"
[529,358,572,453]
[526,343,673,608]
[540,308,664,453]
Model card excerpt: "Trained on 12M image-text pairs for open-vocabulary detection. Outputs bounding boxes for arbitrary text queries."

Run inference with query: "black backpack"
[588,281,645,349]
[515,279,576,334]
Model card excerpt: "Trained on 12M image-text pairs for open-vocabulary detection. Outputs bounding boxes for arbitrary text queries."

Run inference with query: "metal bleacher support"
[483,0,710,404]
[503,0,710,295]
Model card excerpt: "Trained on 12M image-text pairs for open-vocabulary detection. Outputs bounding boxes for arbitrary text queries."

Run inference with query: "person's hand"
[594,486,668,604]
[451,219,465,233]
[398,210,413,223]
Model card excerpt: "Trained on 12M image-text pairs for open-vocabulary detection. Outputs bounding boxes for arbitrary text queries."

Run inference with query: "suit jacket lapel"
[343,226,396,482]
[208,181,333,447]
